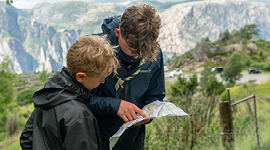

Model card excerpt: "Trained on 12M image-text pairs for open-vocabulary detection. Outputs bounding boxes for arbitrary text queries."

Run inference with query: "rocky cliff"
[0,3,82,73]
[159,1,270,54]
[1,1,270,73]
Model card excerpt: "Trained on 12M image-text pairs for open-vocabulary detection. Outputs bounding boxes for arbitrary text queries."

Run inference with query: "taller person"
[90,4,166,150]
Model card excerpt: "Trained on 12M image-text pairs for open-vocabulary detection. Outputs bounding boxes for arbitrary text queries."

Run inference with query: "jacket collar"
[61,67,93,101]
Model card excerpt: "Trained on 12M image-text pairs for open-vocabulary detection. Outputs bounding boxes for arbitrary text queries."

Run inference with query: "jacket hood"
[33,67,92,109]
[101,15,140,65]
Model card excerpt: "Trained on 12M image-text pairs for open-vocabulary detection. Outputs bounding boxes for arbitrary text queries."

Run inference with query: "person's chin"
[133,55,138,59]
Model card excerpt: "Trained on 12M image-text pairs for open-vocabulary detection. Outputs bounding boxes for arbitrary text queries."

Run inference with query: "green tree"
[200,60,225,97]
[16,88,36,104]
[205,36,210,42]
[40,70,50,83]
[0,58,16,133]
[0,58,16,112]
[221,51,245,86]
[240,24,260,41]
[201,36,211,42]
[6,0,13,5]
[232,29,241,37]
[222,29,231,41]
[204,77,225,96]
[171,74,199,99]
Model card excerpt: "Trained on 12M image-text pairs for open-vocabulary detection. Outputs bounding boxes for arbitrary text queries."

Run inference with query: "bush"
[245,58,251,67]
[250,62,265,70]
[40,70,50,82]
[259,51,263,57]
[5,109,19,136]
[263,63,270,71]
[16,88,36,103]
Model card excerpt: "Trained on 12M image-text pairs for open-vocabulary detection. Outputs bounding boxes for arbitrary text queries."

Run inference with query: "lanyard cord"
[114,59,145,98]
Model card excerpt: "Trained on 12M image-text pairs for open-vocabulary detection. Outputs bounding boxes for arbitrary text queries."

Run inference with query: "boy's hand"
[117,100,147,122]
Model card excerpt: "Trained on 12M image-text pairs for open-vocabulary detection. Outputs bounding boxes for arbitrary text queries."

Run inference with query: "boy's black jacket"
[20,67,101,150]
[90,15,166,150]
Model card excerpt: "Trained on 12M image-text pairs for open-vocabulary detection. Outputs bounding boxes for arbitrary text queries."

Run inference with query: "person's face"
[76,72,106,90]
[115,29,138,59]
[82,76,105,90]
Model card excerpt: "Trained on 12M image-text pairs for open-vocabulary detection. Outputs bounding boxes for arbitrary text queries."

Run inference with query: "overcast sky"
[1,0,186,9]
[3,0,249,9]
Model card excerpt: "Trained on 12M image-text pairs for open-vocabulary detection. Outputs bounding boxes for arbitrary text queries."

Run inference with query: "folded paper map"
[109,100,188,149]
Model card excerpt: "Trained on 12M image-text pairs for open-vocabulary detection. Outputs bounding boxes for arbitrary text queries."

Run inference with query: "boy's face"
[82,76,105,90]
[115,29,138,59]
[76,72,105,90]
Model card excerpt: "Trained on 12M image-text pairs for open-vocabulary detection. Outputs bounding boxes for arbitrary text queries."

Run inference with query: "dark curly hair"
[119,4,161,61]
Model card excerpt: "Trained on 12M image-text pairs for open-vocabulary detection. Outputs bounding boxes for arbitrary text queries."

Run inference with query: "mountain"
[159,1,270,54]
[1,1,270,73]
[0,2,82,73]
[17,1,126,35]
[248,0,270,6]
[0,1,126,73]
[128,0,203,12]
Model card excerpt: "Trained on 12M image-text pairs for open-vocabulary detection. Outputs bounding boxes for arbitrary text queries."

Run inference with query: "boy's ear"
[115,28,120,37]
[76,72,86,83]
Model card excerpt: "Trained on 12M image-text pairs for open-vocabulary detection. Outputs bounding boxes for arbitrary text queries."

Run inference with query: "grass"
[1,81,270,150]
[0,133,21,150]
[146,81,270,149]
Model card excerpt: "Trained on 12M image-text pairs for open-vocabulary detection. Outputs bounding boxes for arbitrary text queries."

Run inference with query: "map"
[109,100,188,149]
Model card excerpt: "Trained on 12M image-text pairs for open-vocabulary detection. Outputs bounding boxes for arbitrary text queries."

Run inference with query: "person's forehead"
[121,36,137,50]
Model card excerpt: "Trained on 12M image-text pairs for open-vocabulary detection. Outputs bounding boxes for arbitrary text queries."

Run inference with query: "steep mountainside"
[1,1,270,73]
[248,0,270,6]
[0,3,81,73]
[159,1,270,54]
[128,0,203,12]
[17,2,126,35]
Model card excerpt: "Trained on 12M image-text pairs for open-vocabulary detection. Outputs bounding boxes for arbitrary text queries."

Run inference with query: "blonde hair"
[67,35,118,77]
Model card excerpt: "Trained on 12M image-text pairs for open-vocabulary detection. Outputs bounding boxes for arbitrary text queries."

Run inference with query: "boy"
[90,4,165,150]
[20,35,118,150]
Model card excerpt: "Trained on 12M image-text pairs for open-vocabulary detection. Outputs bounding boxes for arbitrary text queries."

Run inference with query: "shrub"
[259,51,263,57]
[250,62,265,70]
[40,70,50,82]
[16,88,36,103]
[5,109,20,136]
[263,63,270,71]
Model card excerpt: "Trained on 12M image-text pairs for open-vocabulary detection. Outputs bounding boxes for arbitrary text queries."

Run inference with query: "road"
[166,72,270,84]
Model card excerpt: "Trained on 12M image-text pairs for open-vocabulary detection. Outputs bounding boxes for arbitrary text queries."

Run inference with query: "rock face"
[246,42,258,51]
[159,1,270,54]
[1,1,270,73]
[0,3,82,73]
[19,2,126,35]
[192,42,210,62]
[0,1,126,73]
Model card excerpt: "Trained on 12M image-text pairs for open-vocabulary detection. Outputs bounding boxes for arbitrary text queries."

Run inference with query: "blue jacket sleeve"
[89,96,122,115]
[143,49,166,106]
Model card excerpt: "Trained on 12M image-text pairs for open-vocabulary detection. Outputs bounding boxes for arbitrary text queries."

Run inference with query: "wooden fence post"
[219,88,234,149]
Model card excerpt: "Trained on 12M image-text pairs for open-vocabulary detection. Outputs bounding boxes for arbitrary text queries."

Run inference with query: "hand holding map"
[109,100,188,149]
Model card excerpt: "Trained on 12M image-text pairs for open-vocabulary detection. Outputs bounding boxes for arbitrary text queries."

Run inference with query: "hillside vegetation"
[168,24,270,73]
